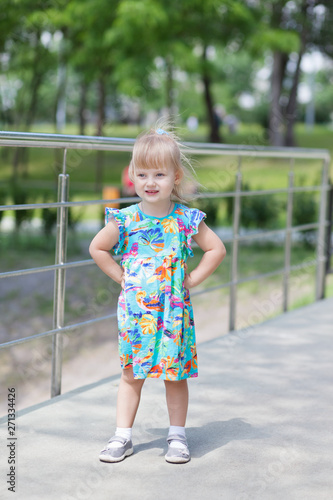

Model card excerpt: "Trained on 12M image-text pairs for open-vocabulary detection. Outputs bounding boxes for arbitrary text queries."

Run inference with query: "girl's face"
[133,162,180,204]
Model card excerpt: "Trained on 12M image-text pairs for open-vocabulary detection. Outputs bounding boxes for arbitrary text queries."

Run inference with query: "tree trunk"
[55,62,67,133]
[12,32,44,181]
[95,150,104,193]
[25,72,43,129]
[268,1,287,147]
[165,56,175,121]
[95,76,106,192]
[12,148,20,182]
[25,32,44,130]
[95,76,106,136]
[285,0,309,146]
[284,52,303,147]
[202,47,221,143]
[79,81,88,135]
[269,51,286,147]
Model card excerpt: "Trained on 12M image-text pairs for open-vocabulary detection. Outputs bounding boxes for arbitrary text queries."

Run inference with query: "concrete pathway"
[1,298,333,500]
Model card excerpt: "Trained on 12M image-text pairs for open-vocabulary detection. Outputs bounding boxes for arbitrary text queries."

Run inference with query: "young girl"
[89,126,226,464]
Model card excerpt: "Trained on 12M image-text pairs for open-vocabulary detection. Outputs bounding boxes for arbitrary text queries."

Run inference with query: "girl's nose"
[146,176,156,186]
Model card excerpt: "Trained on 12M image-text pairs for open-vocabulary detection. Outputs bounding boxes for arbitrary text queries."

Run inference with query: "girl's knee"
[164,379,188,391]
[122,367,144,386]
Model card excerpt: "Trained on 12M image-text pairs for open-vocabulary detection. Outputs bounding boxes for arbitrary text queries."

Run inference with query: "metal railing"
[0,131,331,399]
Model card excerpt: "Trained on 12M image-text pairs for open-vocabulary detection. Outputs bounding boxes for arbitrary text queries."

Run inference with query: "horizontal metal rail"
[0,313,117,349]
[0,130,330,160]
[0,259,96,279]
[0,221,326,280]
[0,257,318,351]
[0,130,331,400]
[0,196,139,212]
[0,184,328,212]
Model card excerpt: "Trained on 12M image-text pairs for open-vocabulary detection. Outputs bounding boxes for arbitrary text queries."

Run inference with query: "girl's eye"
[156,173,165,177]
[137,173,145,178]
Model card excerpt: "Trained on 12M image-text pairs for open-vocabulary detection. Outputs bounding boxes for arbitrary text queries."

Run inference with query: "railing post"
[315,158,329,300]
[229,162,242,332]
[325,184,333,274]
[283,169,294,312]
[51,150,69,398]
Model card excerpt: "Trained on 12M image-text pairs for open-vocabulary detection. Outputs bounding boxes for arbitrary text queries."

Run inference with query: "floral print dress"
[105,203,206,380]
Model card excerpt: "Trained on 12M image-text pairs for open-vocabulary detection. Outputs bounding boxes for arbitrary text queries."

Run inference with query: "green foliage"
[251,28,299,54]
[0,187,6,224]
[1,0,333,148]
[0,231,55,255]
[308,68,333,124]
[226,181,280,229]
[41,205,84,236]
[0,231,81,257]
[10,182,34,230]
[292,191,317,227]
[311,0,333,59]
[0,0,260,133]
[68,206,85,232]
[292,185,318,247]
[42,206,57,236]
[193,198,222,227]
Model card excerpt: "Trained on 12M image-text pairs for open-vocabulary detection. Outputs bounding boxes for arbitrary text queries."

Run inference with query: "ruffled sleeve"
[105,207,127,255]
[186,208,206,257]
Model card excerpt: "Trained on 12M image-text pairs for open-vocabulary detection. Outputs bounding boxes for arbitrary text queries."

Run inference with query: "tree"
[180,0,258,142]
[54,0,120,135]
[1,1,58,179]
[0,1,21,126]
[109,0,257,141]
[107,0,176,120]
[311,1,333,59]
[48,0,123,190]
[254,0,330,147]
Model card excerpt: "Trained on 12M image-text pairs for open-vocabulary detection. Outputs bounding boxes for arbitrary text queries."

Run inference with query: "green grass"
[0,232,83,272]
[191,240,319,291]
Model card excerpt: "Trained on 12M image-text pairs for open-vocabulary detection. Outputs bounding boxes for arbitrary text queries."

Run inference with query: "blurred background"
[1,0,333,412]
[1,0,333,143]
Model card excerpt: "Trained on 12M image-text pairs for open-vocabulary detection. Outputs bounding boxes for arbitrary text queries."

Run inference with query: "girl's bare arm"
[89,219,124,286]
[183,221,226,289]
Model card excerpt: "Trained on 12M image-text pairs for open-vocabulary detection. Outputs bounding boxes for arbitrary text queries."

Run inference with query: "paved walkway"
[1,298,333,500]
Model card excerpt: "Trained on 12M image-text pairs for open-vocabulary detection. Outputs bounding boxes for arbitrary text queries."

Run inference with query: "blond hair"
[128,125,198,203]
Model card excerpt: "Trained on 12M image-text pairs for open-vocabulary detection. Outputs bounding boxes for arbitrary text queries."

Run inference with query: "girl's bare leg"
[164,379,189,426]
[116,367,145,428]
